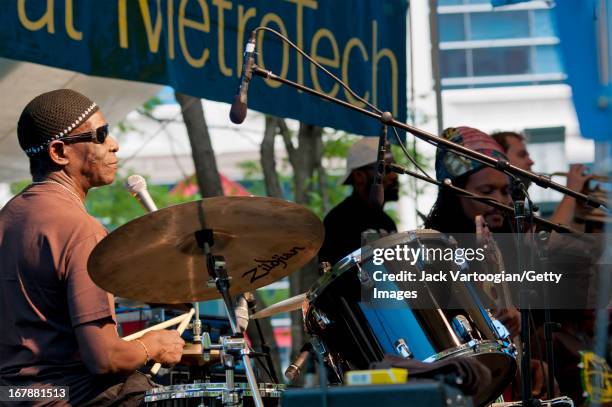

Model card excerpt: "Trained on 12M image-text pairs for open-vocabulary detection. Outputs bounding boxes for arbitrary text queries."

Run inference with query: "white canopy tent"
[0,57,162,183]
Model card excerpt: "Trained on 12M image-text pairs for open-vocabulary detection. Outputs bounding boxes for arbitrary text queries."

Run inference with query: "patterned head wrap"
[435,126,508,182]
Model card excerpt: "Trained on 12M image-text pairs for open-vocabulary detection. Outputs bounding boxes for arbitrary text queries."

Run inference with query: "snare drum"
[144,382,284,406]
[304,230,516,406]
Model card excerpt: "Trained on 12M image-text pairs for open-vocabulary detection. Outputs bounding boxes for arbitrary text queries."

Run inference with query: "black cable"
[254,27,383,116]
[391,126,431,178]
[255,26,435,185]
[250,345,276,383]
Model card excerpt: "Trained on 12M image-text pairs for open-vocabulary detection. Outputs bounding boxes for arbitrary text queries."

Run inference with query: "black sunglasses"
[60,124,110,144]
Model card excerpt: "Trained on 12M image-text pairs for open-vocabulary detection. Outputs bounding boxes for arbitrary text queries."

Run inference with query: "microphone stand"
[537,231,558,400]
[369,124,388,208]
[250,64,607,211]
[509,179,536,407]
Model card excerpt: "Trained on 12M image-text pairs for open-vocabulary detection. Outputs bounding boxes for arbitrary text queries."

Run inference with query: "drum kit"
[88,196,518,407]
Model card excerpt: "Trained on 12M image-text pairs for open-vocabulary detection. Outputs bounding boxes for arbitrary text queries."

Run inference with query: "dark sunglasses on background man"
[59,124,110,144]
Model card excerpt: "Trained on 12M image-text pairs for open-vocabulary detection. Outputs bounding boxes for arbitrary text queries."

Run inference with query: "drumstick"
[123,310,193,341]
[150,308,195,375]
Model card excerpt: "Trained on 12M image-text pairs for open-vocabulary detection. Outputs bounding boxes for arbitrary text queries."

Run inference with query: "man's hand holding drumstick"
[125,308,193,372]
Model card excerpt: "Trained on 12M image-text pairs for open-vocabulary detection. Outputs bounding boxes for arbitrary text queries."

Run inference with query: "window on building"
[524,126,567,210]
[437,1,566,88]
[440,50,468,77]
[439,0,491,4]
[470,10,530,40]
[439,14,465,42]
[473,46,530,76]
[439,0,464,5]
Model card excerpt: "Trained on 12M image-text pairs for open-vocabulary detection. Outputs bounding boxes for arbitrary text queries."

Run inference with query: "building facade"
[400,0,594,229]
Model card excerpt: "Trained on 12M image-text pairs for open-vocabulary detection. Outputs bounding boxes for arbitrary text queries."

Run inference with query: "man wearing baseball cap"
[318,137,399,266]
[0,89,184,405]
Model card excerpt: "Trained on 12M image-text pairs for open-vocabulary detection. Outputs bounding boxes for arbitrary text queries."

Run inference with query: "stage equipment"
[303,230,517,406]
[281,380,474,407]
[144,382,284,406]
[88,196,324,304]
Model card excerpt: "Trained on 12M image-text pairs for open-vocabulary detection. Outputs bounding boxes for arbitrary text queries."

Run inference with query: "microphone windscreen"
[285,350,310,382]
[125,174,147,194]
[229,95,247,124]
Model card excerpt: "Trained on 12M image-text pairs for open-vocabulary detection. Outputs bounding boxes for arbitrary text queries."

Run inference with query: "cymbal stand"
[203,335,256,406]
[196,229,264,407]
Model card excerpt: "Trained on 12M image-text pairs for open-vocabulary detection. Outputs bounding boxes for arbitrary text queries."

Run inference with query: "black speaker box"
[281,380,474,407]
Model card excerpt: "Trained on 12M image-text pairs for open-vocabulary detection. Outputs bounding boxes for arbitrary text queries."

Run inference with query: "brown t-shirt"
[0,183,120,405]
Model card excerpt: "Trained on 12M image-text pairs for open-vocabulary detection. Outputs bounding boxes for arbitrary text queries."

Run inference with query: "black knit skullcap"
[17,89,99,157]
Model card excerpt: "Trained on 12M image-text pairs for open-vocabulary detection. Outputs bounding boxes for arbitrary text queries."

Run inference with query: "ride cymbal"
[89,196,324,304]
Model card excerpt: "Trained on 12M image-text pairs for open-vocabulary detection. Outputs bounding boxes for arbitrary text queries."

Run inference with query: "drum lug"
[507,341,518,356]
[310,335,327,355]
[355,262,373,289]
[451,315,475,343]
[492,319,511,340]
[394,338,413,359]
[312,308,331,329]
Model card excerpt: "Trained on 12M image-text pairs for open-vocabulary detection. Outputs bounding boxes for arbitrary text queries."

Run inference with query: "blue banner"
[554,0,612,141]
[0,0,408,136]
[493,0,612,141]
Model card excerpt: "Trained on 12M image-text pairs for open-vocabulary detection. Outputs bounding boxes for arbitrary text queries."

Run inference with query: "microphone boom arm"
[250,64,607,211]
[386,162,591,240]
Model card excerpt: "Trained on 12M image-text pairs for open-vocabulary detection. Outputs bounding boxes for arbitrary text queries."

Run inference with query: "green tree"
[240,129,428,219]
[10,175,194,231]
[85,175,195,230]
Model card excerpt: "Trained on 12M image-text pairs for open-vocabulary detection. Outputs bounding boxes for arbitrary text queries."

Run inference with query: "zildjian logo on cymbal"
[242,246,306,283]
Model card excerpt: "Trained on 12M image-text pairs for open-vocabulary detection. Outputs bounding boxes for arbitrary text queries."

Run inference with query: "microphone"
[369,125,387,208]
[229,30,256,124]
[125,174,158,213]
[285,343,312,383]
